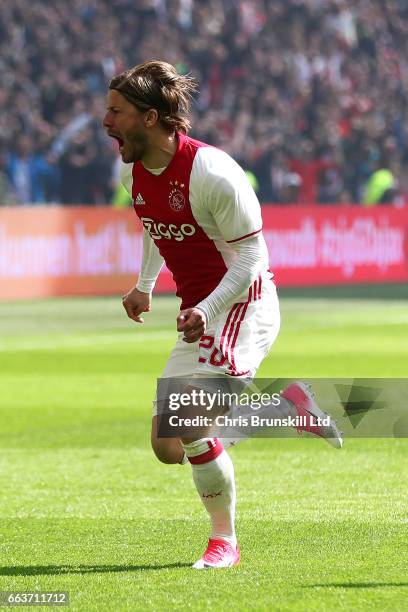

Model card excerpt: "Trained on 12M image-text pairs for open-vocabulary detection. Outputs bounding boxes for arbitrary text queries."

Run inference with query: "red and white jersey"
[121,132,270,309]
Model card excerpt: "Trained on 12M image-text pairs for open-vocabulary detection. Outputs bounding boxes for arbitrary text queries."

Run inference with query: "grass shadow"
[0,563,191,576]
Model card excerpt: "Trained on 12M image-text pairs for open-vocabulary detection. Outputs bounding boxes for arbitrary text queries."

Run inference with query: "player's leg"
[181,435,239,569]
[152,386,239,566]
[151,337,198,464]
[151,415,185,464]
[206,283,343,448]
[154,329,240,568]
[220,381,343,450]
[176,285,279,569]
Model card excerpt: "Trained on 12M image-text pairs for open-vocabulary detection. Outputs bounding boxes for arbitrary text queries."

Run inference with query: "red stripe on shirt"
[226,228,262,243]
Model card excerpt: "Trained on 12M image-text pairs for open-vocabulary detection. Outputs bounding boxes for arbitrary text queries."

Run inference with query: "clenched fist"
[122,286,151,323]
[177,307,207,343]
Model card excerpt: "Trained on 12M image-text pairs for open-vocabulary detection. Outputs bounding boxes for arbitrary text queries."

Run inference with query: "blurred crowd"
[1,0,408,206]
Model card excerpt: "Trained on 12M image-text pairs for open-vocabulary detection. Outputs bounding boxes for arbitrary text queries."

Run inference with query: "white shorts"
[154,279,280,414]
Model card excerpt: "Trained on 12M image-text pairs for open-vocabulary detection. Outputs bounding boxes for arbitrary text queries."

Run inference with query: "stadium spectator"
[288,140,338,205]
[5,135,54,205]
[1,0,408,206]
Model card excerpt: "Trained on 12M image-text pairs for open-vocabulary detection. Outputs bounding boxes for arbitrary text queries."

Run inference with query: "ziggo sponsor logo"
[140,217,196,241]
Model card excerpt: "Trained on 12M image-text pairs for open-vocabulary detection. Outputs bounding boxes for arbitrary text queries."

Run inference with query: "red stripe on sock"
[188,439,224,464]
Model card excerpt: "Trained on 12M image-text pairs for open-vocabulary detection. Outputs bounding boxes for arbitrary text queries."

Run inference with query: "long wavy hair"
[109,61,197,133]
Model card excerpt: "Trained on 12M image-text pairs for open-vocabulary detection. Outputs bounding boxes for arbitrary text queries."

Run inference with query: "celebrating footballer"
[103,60,342,569]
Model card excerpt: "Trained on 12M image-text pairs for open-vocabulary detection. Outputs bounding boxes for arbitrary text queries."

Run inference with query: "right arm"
[136,227,165,294]
[123,227,164,323]
[119,160,164,323]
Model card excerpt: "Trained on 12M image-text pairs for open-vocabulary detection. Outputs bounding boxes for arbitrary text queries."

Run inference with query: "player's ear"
[144,109,159,128]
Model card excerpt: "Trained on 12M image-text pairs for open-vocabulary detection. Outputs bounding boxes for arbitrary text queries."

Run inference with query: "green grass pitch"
[0,285,407,611]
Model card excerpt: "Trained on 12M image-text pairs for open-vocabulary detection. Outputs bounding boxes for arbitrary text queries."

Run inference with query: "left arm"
[177,235,266,343]
[177,149,268,343]
[195,234,266,322]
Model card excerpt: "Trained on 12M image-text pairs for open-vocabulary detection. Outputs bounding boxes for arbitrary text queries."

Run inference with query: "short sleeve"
[194,148,263,243]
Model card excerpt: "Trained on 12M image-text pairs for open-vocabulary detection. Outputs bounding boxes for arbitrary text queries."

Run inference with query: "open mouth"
[108,133,124,151]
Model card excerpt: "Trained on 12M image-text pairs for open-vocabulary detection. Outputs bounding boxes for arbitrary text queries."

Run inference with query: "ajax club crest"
[169,180,185,211]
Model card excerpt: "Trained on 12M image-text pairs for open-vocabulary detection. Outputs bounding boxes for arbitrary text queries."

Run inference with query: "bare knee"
[151,438,183,464]
[151,416,184,464]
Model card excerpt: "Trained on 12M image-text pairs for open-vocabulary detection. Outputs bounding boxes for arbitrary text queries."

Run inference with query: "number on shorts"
[199,335,228,367]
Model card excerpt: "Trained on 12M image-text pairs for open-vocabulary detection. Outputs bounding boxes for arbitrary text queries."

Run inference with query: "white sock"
[182,438,236,547]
